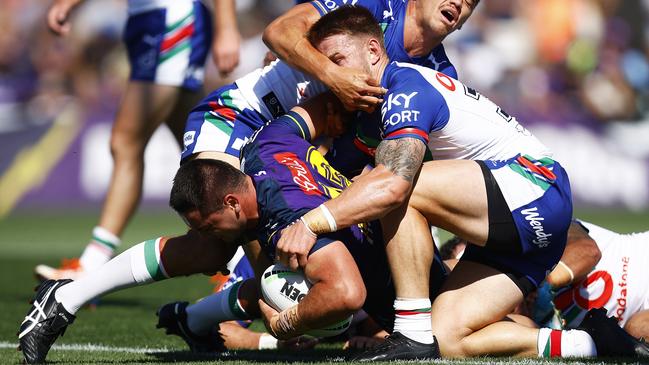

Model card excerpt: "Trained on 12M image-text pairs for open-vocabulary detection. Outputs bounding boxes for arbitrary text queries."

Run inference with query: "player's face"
[182,208,245,243]
[419,0,477,37]
[316,33,372,73]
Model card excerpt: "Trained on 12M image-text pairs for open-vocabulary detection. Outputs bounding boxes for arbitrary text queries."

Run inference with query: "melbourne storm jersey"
[552,221,649,328]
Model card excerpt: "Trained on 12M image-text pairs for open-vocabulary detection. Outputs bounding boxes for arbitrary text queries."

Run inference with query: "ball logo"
[280,282,306,303]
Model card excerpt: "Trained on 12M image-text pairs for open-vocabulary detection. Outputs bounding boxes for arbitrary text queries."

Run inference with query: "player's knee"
[432,311,472,357]
[109,128,146,160]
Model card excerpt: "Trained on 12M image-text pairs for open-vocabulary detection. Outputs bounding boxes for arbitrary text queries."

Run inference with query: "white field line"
[0,341,170,354]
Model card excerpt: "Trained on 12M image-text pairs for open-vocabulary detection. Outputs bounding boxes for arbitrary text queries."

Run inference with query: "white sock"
[55,238,168,314]
[186,280,250,335]
[393,298,434,344]
[537,327,597,357]
[79,226,121,270]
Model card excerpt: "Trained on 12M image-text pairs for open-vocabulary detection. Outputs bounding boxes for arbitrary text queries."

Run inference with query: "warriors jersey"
[309,0,457,78]
[552,221,649,328]
[377,61,552,161]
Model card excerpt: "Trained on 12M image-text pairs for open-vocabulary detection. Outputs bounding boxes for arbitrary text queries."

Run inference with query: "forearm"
[212,0,237,34]
[546,222,601,288]
[262,5,336,86]
[302,166,408,234]
[302,138,425,234]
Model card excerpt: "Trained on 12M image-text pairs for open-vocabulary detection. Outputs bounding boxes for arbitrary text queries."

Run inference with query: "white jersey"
[234,60,328,121]
[379,62,553,161]
[127,0,195,15]
[559,221,649,328]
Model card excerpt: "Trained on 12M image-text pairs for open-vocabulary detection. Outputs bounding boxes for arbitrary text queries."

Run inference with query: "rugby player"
[274,6,649,359]
[17,96,448,363]
[37,0,240,280]
[534,221,649,340]
[18,0,480,360]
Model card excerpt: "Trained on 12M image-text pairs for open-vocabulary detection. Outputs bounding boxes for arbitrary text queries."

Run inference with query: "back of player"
[550,221,649,328]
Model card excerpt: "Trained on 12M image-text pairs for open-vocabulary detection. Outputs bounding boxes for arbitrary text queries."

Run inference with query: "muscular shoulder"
[381,63,450,134]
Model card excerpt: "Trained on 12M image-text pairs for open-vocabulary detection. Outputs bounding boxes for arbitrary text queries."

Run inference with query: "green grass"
[0,208,647,364]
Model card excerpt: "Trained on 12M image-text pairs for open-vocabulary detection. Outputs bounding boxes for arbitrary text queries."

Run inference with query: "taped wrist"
[270,305,309,339]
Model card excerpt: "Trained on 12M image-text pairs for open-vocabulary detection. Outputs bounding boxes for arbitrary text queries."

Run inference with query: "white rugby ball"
[260,263,352,338]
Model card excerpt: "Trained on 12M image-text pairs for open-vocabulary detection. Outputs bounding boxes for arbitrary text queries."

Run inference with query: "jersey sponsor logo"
[381,91,420,127]
[183,131,196,147]
[521,207,552,248]
[274,152,321,195]
[383,0,394,19]
[435,72,456,91]
[615,257,630,322]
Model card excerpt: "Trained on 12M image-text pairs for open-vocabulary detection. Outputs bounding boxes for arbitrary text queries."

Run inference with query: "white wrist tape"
[258,333,279,349]
[319,204,337,232]
[299,217,317,237]
[557,260,575,283]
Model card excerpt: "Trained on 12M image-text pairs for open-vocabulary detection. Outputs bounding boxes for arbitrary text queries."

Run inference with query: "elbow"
[262,20,283,51]
[379,176,411,211]
[585,239,602,266]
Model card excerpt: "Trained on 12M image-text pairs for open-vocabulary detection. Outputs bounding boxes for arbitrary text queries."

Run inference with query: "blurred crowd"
[1,0,648,134]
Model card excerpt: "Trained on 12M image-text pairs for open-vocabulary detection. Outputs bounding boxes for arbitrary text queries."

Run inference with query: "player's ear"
[223,194,240,213]
[368,37,382,65]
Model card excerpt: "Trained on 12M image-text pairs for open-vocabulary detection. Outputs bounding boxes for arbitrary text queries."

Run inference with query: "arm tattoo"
[375,137,426,182]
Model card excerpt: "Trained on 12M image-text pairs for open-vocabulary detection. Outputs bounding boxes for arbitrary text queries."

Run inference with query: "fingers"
[47,9,70,35]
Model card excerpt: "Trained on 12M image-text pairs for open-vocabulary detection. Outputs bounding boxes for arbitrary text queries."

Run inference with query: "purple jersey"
[240,111,447,330]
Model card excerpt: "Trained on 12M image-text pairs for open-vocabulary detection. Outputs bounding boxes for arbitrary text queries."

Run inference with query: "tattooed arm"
[275,136,427,270]
[318,137,426,228]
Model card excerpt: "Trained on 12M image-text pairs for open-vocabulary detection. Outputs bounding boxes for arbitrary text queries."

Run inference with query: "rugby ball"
[260,264,352,337]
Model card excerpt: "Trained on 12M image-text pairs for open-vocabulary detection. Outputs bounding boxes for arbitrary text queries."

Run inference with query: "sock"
[79,226,121,270]
[55,238,169,314]
[186,280,251,335]
[537,328,597,357]
[393,298,434,344]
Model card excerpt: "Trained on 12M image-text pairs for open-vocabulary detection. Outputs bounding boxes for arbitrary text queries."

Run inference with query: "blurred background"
[1,2,647,360]
[1,0,648,222]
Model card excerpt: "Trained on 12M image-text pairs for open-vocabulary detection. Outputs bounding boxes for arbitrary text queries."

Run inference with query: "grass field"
[1,208,648,364]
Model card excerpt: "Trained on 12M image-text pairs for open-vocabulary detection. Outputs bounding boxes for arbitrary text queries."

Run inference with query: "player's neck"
[371,55,390,86]
[404,1,444,57]
[242,177,260,228]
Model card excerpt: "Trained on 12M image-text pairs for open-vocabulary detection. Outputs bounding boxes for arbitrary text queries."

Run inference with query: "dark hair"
[169,159,247,215]
[439,236,467,260]
[307,5,385,49]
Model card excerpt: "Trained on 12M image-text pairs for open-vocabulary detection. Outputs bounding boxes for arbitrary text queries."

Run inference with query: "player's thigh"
[112,81,182,145]
[165,88,204,145]
[409,159,489,243]
[431,260,524,346]
[160,230,238,276]
[624,309,649,339]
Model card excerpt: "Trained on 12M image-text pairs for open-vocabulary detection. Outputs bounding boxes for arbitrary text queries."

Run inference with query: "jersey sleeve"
[309,0,385,18]
[380,66,450,144]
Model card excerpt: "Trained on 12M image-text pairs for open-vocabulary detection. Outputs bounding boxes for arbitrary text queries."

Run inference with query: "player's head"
[416,0,480,40]
[170,158,252,242]
[308,5,386,73]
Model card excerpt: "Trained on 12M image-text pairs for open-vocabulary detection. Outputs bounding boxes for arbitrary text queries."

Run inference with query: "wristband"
[258,333,279,349]
[319,204,337,232]
[299,217,317,237]
[557,260,575,283]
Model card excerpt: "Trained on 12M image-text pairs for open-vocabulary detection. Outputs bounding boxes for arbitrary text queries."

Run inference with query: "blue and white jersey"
[309,0,457,78]
[378,61,552,161]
